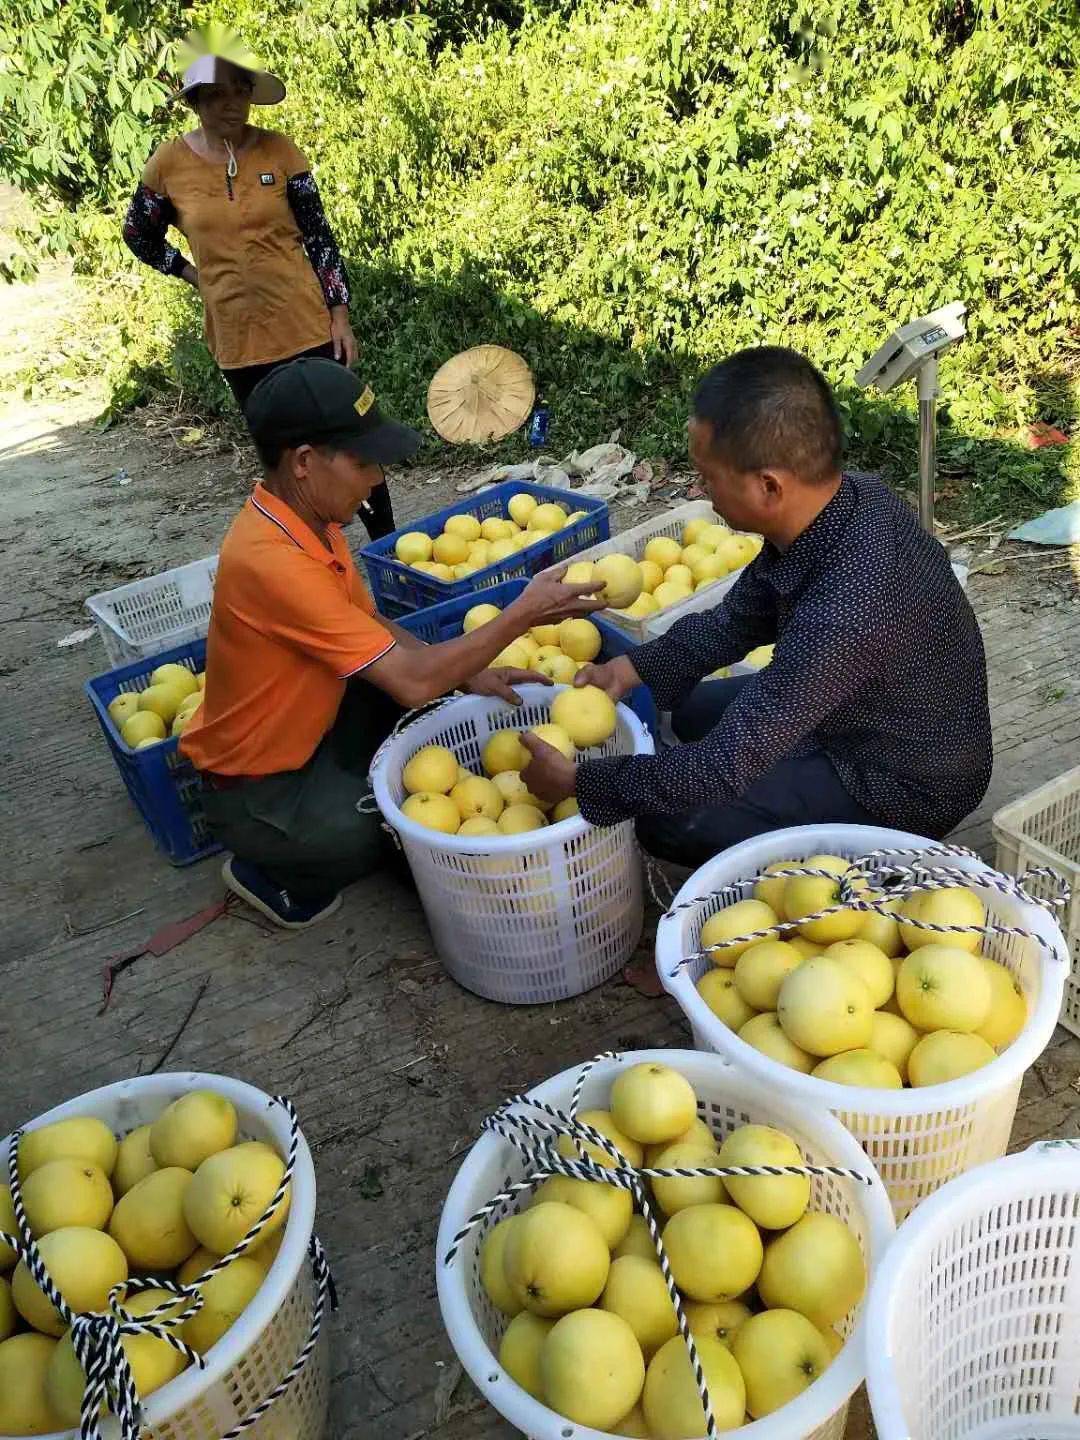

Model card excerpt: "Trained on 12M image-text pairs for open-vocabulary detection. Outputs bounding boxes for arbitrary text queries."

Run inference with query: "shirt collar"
[250,482,347,570]
[761,474,857,596]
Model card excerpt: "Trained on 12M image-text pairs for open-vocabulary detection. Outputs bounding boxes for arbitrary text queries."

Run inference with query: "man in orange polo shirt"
[182,358,602,929]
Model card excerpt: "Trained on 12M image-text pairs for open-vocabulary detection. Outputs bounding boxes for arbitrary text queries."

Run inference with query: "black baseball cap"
[244,358,423,465]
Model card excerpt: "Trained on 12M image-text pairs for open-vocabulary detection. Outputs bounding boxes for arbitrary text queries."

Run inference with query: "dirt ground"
[1,227,1078,1440]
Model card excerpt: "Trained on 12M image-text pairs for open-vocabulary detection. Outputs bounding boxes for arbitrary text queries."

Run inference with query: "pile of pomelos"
[695,858,1025,1088]
[479,1061,864,1436]
[106,662,205,752]
[399,677,618,838]
[0,1090,290,1436]
[394,492,591,582]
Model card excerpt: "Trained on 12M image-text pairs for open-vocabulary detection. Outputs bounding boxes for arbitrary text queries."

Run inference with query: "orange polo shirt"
[181,485,394,776]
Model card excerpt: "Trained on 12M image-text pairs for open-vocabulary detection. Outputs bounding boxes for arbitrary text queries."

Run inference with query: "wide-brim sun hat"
[174,53,286,106]
[427,345,535,444]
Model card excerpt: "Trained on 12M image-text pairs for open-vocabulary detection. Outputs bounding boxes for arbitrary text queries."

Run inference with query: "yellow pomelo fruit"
[551,797,580,822]
[638,559,664,593]
[908,1030,996,1086]
[0,1334,60,1436]
[491,771,543,808]
[498,803,547,834]
[137,683,186,725]
[825,938,895,1008]
[13,1228,128,1336]
[529,502,566,532]
[463,602,501,632]
[612,1401,651,1436]
[395,530,433,564]
[150,663,199,699]
[642,536,683,570]
[869,1011,921,1082]
[532,1176,632,1249]
[662,1204,762,1302]
[135,736,164,749]
[550,685,617,748]
[758,1212,866,1327]
[600,1254,678,1358]
[530,644,562,670]
[691,551,729,584]
[444,512,481,541]
[46,1288,190,1425]
[700,900,779,967]
[182,1257,265,1354]
[557,617,602,662]
[402,744,459,795]
[487,538,518,562]
[643,1332,745,1438]
[184,1144,290,1257]
[503,1201,610,1316]
[0,1277,15,1342]
[783,854,867,943]
[112,1128,158,1198]
[432,532,469,566]
[777,956,873,1056]
[177,1243,270,1287]
[534,650,578,683]
[857,894,903,955]
[899,887,985,953]
[663,564,693,591]
[752,861,791,914]
[697,968,757,1031]
[556,1109,642,1170]
[122,710,167,746]
[527,722,575,760]
[650,1143,726,1215]
[195,671,206,689]
[401,792,460,833]
[479,1215,524,1317]
[610,1063,698,1146]
[789,936,824,959]
[482,730,529,775]
[682,518,712,546]
[734,939,804,1010]
[507,493,538,526]
[542,1308,645,1430]
[171,707,197,737]
[411,559,439,574]
[515,634,540,660]
[643,1117,714,1167]
[698,521,730,549]
[450,775,504,821]
[1,1187,17,1270]
[733,1308,832,1418]
[820,1324,845,1358]
[618,592,660,619]
[458,816,499,836]
[108,692,141,727]
[524,623,557,647]
[562,559,594,585]
[896,944,991,1032]
[679,543,710,570]
[22,1159,113,1237]
[498,1310,552,1400]
[812,1049,904,1089]
[613,1215,658,1264]
[481,516,514,541]
[713,534,749,571]
[738,1012,815,1072]
[652,579,691,609]
[150,1090,238,1173]
[976,958,1027,1048]
[19,1117,118,1180]
[594,553,643,609]
[682,1298,751,1349]
[743,643,774,668]
[110,1167,197,1270]
[717,1124,810,1230]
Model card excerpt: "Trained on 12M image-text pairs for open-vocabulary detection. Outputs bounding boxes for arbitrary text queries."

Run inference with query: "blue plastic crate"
[396,578,658,736]
[85,639,221,866]
[358,480,609,618]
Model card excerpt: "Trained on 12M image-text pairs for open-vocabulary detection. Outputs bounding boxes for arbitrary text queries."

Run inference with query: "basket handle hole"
[488,1373,499,1384]
[561,1430,574,1438]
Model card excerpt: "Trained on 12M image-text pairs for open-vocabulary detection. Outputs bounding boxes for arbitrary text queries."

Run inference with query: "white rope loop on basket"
[1,1094,337,1440]
[443,1050,875,1440]
[662,843,1072,975]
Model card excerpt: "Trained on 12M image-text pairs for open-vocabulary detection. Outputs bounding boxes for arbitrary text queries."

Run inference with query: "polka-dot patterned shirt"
[577,472,993,834]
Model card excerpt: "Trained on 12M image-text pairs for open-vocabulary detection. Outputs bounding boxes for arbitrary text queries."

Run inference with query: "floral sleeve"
[286,172,350,308]
[122,183,190,279]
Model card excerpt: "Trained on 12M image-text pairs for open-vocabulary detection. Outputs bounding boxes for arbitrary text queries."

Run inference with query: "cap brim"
[333,418,424,465]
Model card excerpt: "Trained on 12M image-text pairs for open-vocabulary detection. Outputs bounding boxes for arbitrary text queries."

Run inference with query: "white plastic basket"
[567,501,749,642]
[994,764,1080,1038]
[436,1048,896,1440]
[864,1139,1080,1439]
[655,824,1068,1221]
[2,1072,326,1440]
[369,685,654,1004]
[86,556,218,665]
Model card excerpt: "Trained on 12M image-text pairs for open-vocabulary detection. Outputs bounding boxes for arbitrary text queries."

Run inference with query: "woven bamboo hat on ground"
[427,346,535,444]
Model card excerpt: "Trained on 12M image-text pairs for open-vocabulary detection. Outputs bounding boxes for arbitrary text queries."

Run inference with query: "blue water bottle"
[527,401,550,448]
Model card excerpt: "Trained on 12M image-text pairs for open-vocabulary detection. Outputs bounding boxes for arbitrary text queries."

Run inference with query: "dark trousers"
[222,341,396,541]
[635,676,876,868]
[202,678,406,900]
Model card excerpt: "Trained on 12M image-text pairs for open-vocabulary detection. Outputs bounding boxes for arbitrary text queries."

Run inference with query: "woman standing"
[123,50,395,538]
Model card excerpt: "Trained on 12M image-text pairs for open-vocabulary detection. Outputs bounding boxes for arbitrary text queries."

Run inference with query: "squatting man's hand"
[466,667,551,706]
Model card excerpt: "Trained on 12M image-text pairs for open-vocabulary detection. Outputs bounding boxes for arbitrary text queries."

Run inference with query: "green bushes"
[2,0,1077,513]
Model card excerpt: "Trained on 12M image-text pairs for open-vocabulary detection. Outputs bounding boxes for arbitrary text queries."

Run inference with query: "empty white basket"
[3,1072,327,1440]
[864,1140,1080,1439]
[86,556,218,665]
[655,824,1068,1220]
[436,1048,895,1440]
[369,684,653,1004]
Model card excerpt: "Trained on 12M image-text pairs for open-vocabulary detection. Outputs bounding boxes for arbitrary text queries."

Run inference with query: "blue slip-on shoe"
[222,856,342,930]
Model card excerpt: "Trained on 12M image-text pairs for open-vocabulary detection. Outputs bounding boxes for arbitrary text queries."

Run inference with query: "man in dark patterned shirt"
[521,347,993,865]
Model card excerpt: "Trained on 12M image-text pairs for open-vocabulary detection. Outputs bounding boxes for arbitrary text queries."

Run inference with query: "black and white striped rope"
[2,1094,337,1440]
[442,1051,875,1439]
[660,844,1071,975]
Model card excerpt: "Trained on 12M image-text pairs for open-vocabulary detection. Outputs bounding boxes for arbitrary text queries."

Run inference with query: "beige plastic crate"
[993,764,1080,1037]
[570,500,754,642]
